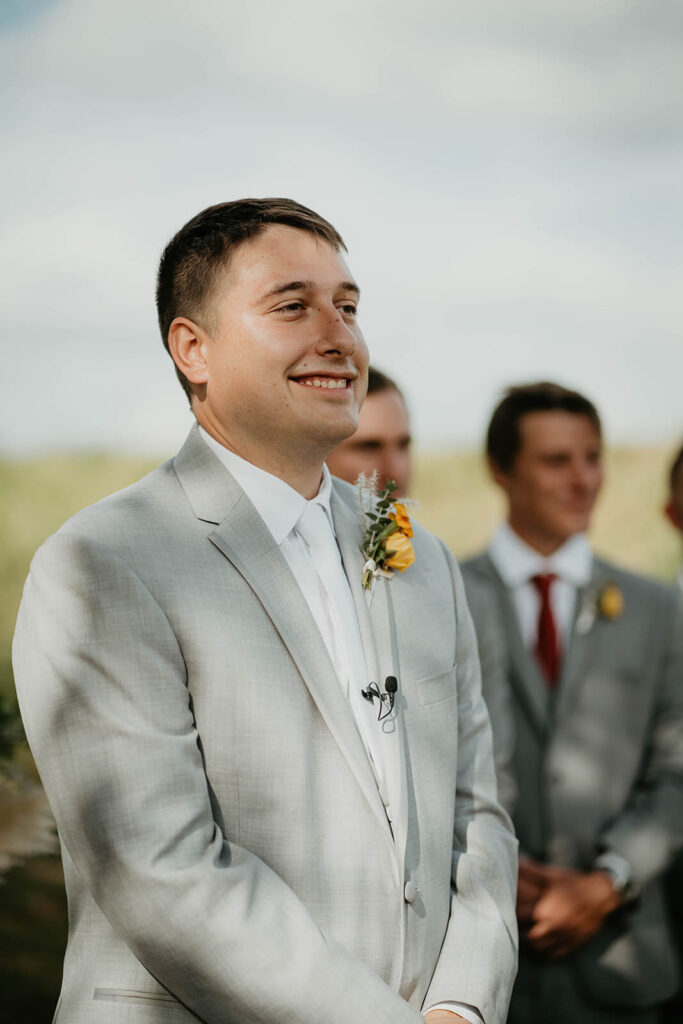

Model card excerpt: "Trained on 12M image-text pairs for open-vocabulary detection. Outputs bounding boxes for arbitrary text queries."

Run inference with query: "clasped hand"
[517,857,621,959]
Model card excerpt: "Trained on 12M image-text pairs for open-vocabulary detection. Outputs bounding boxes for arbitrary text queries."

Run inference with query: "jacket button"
[404,880,417,904]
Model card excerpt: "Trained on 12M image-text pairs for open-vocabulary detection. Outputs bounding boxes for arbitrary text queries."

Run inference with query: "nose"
[314,304,358,357]
[572,457,601,493]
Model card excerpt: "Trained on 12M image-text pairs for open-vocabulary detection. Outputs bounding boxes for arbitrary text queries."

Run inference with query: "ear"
[488,456,512,492]
[167,317,210,386]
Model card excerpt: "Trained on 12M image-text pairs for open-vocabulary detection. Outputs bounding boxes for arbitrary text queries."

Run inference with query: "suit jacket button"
[404,880,417,904]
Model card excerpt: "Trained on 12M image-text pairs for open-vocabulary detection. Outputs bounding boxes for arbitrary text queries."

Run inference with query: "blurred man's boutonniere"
[575,582,624,635]
[356,474,416,590]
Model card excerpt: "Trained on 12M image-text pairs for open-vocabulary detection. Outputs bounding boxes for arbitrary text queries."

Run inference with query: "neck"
[197,419,326,499]
[507,517,571,558]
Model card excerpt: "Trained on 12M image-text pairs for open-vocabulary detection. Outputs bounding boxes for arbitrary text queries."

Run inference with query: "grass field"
[0,442,680,1020]
[2,442,680,703]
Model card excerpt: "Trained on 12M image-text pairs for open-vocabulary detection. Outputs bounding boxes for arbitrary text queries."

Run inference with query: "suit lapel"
[174,429,392,842]
[555,561,603,721]
[329,485,384,682]
[480,555,553,736]
[331,485,409,862]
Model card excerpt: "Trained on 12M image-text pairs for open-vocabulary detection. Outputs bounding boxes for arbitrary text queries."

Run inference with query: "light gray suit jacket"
[13,427,517,1024]
[462,551,683,1010]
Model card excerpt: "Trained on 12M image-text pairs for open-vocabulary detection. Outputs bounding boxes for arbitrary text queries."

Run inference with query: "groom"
[13,199,517,1024]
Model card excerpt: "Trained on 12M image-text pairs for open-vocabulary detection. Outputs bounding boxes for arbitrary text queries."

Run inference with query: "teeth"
[300,378,348,389]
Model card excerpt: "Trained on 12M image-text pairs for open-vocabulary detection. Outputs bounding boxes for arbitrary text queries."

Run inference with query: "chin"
[560,517,590,539]
[320,414,359,445]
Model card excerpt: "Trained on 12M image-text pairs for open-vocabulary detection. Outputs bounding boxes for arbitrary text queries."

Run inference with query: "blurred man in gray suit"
[662,441,683,1023]
[326,366,413,496]
[462,382,683,1024]
[328,367,516,811]
[13,199,517,1024]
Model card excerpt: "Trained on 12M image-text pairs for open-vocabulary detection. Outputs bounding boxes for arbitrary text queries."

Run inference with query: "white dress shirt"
[199,429,482,1024]
[488,523,593,654]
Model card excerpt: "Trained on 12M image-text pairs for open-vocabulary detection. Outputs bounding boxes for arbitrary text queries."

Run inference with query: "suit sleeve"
[422,546,518,1024]
[597,585,683,888]
[462,584,518,815]
[13,531,423,1024]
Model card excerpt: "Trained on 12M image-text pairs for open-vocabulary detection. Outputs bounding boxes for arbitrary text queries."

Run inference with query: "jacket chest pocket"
[414,665,457,707]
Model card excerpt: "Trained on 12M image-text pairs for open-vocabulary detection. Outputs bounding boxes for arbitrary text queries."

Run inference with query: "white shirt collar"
[488,521,593,589]
[198,426,333,545]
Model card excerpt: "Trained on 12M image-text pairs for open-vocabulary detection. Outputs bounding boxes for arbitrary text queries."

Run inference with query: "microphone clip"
[361,676,398,721]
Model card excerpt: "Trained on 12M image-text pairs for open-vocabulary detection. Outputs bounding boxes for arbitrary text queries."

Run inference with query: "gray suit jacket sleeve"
[423,546,518,1022]
[461,584,517,815]
[598,584,683,888]
[13,531,423,1024]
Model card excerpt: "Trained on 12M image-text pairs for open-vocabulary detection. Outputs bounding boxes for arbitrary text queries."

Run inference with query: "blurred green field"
[2,443,680,704]
[0,443,680,1021]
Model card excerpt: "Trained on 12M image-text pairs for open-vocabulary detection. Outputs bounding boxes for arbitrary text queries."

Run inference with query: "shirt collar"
[488,521,593,589]
[198,426,333,545]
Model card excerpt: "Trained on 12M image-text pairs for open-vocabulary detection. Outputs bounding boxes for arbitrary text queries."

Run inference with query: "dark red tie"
[530,573,560,687]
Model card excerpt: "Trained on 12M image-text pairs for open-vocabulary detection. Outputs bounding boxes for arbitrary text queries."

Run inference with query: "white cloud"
[4,0,683,134]
[1,0,682,453]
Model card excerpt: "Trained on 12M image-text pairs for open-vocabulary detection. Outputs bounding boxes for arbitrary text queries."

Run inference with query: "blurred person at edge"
[664,443,683,593]
[326,366,412,495]
[328,366,517,810]
[461,381,683,1024]
[661,441,683,1024]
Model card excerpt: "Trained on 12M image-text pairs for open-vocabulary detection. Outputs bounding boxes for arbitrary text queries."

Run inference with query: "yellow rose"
[388,502,414,538]
[598,584,623,620]
[384,531,415,573]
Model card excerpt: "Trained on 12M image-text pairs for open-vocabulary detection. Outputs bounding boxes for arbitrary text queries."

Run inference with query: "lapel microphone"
[361,676,398,721]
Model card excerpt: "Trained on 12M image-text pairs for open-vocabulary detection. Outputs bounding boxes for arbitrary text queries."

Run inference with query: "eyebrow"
[259,279,361,302]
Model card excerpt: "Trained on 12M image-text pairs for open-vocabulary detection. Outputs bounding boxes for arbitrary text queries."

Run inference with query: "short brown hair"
[367,366,405,400]
[156,198,346,400]
[486,381,602,472]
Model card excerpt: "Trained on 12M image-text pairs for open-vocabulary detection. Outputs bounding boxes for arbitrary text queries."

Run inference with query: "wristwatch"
[594,851,639,904]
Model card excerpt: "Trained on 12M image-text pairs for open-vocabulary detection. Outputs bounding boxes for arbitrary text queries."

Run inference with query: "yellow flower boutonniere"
[384,530,415,572]
[598,583,624,620]
[356,475,416,590]
[388,503,414,538]
[575,580,625,635]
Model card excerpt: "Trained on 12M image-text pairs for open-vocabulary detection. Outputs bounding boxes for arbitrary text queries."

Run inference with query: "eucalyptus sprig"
[360,479,401,589]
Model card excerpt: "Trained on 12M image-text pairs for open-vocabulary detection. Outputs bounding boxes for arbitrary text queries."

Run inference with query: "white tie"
[295,500,404,827]
[295,502,387,768]
[295,501,358,693]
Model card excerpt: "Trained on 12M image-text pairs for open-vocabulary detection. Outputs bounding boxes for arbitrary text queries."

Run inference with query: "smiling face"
[326,387,413,495]
[170,224,369,491]
[492,410,603,555]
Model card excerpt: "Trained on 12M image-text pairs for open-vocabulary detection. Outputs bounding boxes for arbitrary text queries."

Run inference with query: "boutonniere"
[575,581,624,635]
[356,474,416,590]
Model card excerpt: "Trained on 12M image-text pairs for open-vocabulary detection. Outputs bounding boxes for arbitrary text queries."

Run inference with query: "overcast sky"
[2,0,682,455]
